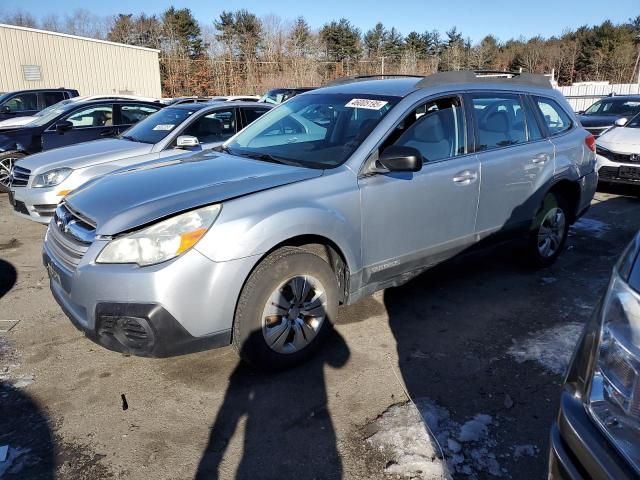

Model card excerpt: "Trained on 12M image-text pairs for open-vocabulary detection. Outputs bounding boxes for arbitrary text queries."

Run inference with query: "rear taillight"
[585,133,596,152]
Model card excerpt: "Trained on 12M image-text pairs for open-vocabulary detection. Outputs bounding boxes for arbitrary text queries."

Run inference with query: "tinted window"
[44,91,65,107]
[471,94,527,150]
[227,93,399,168]
[584,98,640,117]
[120,104,161,126]
[535,97,572,136]
[4,93,37,112]
[392,96,466,162]
[183,108,236,143]
[242,106,270,125]
[65,105,113,128]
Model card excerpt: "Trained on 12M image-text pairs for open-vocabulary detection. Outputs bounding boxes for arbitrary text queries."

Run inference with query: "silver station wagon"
[43,72,598,369]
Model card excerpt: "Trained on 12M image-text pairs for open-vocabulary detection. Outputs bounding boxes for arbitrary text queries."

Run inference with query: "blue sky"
[4,0,638,42]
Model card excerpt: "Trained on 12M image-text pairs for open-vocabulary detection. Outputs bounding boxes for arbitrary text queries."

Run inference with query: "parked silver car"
[9,101,272,223]
[43,72,598,369]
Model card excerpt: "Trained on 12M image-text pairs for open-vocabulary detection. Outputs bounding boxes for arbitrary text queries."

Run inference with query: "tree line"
[2,8,639,96]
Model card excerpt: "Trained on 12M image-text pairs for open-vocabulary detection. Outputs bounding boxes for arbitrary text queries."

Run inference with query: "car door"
[180,107,238,149]
[470,92,554,237]
[115,103,162,135]
[0,92,39,119]
[41,104,115,150]
[359,94,480,285]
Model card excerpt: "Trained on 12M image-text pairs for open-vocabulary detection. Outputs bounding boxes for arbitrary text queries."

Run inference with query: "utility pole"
[381,56,385,76]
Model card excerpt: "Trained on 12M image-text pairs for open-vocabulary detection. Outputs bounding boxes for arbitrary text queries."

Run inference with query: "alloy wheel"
[261,275,328,354]
[0,156,17,189]
[537,207,566,258]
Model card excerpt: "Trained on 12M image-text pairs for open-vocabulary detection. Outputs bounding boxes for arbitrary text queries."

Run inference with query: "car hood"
[598,127,640,151]
[66,150,324,235]
[17,138,151,173]
[578,115,620,128]
[0,116,37,128]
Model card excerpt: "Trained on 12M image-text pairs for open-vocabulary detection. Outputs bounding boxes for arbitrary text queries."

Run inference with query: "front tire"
[528,192,570,267]
[232,247,339,370]
[0,151,25,193]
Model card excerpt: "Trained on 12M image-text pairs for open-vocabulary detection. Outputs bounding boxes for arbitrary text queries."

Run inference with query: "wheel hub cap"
[0,157,18,188]
[261,275,327,354]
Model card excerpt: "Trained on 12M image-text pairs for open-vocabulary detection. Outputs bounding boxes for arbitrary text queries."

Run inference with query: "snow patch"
[366,399,502,479]
[570,218,610,238]
[508,322,584,375]
[513,444,538,459]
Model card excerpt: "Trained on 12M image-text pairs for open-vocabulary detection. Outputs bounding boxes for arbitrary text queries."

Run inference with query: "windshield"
[26,101,78,127]
[119,107,195,144]
[584,98,640,117]
[226,93,399,168]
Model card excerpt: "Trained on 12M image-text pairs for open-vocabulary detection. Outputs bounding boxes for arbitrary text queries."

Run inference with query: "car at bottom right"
[596,112,640,187]
[549,232,640,479]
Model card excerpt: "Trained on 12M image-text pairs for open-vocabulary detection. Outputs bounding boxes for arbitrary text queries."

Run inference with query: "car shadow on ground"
[195,325,350,480]
[0,382,55,479]
[381,192,640,478]
[0,259,17,300]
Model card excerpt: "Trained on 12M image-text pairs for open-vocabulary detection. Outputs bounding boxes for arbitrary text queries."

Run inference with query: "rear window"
[534,97,572,136]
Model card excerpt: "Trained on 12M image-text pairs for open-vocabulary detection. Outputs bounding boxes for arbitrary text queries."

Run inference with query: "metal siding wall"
[0,25,161,97]
[557,84,640,112]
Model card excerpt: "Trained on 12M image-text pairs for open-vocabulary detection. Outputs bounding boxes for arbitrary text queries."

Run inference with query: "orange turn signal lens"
[176,228,208,254]
[56,189,72,197]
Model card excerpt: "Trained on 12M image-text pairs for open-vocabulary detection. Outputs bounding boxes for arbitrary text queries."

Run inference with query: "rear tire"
[528,192,570,267]
[0,151,25,193]
[232,247,339,370]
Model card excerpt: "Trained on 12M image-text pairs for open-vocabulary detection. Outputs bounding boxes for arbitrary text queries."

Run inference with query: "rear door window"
[241,106,271,127]
[119,104,161,126]
[534,97,572,136]
[43,91,65,107]
[470,93,528,151]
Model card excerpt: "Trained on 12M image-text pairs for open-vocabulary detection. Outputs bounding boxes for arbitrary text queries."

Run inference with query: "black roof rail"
[325,74,426,87]
[415,71,552,89]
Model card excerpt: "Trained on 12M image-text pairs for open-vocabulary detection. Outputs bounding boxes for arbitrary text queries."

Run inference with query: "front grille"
[601,151,640,164]
[33,204,57,218]
[599,166,640,183]
[10,165,30,187]
[45,203,95,270]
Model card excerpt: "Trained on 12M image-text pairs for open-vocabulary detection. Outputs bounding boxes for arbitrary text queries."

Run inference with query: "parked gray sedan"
[43,72,598,369]
[9,101,272,223]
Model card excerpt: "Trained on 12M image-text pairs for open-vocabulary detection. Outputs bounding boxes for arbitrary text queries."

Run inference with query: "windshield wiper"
[237,151,291,165]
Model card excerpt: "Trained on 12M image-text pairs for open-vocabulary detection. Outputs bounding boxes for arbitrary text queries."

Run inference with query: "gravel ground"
[1,187,639,480]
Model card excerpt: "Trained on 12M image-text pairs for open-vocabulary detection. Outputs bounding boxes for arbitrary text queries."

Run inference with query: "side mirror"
[614,117,628,127]
[378,145,423,172]
[1,106,10,114]
[55,120,73,134]
[176,135,201,150]
[577,110,585,115]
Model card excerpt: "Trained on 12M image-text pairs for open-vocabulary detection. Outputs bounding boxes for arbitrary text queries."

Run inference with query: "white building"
[0,24,162,97]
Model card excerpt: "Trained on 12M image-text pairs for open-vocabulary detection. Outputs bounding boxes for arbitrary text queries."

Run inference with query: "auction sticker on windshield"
[345,99,388,110]
[153,124,175,131]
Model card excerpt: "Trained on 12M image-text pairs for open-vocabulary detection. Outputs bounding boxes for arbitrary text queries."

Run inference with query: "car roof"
[3,88,75,93]
[169,101,273,111]
[593,95,640,101]
[316,71,555,98]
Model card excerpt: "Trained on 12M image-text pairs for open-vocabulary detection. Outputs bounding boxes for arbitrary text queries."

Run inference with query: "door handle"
[452,170,478,185]
[532,153,550,164]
